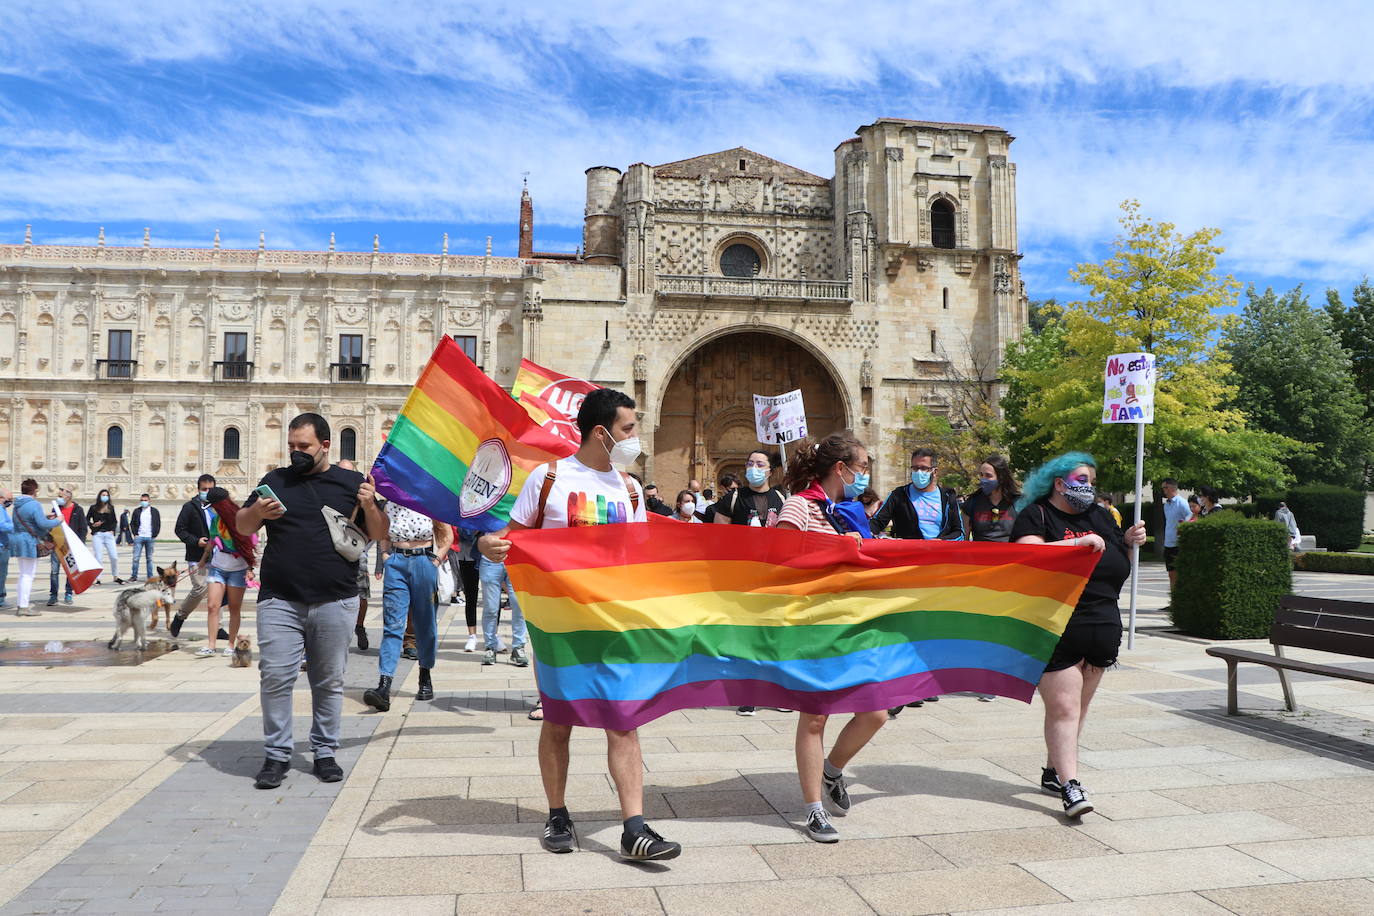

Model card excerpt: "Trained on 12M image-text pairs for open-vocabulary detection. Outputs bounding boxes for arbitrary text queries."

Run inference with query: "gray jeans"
[179,560,209,617]
[256,595,357,762]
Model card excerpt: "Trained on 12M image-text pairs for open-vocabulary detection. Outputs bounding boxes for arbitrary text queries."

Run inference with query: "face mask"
[599,427,641,468]
[99,495,109,503]
[680,503,694,514]
[979,478,997,494]
[1060,480,1096,512]
[289,449,317,474]
[842,466,869,501]
[745,466,768,487]
[198,491,211,501]
[911,470,933,489]
[140,500,149,508]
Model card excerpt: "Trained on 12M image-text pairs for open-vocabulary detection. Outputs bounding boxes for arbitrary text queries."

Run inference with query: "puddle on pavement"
[0,640,180,666]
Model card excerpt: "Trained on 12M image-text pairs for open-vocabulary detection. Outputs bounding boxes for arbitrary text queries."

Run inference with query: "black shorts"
[1163,545,1180,571]
[1044,618,1122,672]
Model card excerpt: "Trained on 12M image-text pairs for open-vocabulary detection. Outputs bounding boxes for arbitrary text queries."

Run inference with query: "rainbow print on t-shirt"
[567,492,630,527]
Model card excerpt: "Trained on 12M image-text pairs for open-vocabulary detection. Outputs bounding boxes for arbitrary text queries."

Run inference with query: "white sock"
[805,801,823,818]
[823,758,843,780]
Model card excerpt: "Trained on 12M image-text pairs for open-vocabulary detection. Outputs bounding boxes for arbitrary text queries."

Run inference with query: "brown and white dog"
[107,566,178,651]
[142,563,180,631]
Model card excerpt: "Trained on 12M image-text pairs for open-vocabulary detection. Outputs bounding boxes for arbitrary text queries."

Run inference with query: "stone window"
[340,427,358,462]
[931,200,956,249]
[452,334,477,363]
[930,329,938,353]
[106,425,123,459]
[720,243,761,277]
[222,426,240,461]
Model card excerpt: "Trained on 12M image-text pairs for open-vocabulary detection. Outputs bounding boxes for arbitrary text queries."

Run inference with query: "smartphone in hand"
[253,483,286,512]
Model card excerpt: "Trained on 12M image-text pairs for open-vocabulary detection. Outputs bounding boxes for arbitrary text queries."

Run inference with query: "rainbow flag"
[507,524,1098,730]
[371,337,576,530]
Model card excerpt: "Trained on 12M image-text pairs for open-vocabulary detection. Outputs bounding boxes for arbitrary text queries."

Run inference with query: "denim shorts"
[207,566,248,589]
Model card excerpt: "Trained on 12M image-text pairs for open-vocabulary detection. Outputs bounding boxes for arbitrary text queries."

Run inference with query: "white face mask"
[599,426,641,468]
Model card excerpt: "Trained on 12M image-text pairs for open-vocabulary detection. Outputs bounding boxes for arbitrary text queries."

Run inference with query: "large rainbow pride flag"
[371,337,576,530]
[507,523,1099,730]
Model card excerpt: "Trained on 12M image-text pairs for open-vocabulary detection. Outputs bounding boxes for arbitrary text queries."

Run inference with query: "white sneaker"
[194,646,215,658]
[221,647,234,657]
[463,634,477,653]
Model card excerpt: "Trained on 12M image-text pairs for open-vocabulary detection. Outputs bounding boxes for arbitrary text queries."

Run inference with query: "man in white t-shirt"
[480,388,680,863]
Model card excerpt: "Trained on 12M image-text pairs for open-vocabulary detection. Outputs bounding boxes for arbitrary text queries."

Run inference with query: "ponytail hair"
[207,487,257,569]
[1016,451,1096,513]
[782,431,865,494]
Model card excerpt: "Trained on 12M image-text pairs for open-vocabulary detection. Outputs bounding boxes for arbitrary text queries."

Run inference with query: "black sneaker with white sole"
[541,813,576,853]
[805,808,839,843]
[620,824,681,861]
[1040,766,1063,795]
[736,705,756,716]
[1061,779,1093,818]
[822,771,851,816]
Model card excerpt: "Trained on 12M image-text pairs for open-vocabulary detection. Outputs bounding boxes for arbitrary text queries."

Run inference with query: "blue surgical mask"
[911,470,933,489]
[745,466,768,487]
[140,500,149,508]
[99,494,109,503]
[979,478,997,494]
[844,469,870,501]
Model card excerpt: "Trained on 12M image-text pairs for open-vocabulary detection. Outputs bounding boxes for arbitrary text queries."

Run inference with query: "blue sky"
[3,1,1372,305]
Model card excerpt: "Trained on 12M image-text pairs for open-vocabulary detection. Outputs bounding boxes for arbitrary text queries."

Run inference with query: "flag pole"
[1127,420,1145,649]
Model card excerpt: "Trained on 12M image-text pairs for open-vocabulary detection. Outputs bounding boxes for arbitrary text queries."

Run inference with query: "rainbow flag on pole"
[371,337,576,530]
[507,524,1098,730]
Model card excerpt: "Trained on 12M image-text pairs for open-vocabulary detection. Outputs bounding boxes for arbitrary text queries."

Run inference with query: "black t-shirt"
[1010,498,1130,624]
[962,490,1017,542]
[245,464,374,604]
[720,487,785,526]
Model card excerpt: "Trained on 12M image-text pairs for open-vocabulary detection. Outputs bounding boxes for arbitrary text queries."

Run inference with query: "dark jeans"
[0,546,9,605]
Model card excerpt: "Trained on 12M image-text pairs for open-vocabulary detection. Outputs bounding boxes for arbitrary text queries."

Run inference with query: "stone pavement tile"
[514,793,673,823]
[644,770,755,792]
[317,894,457,916]
[1084,790,1199,820]
[345,822,543,857]
[1078,810,1310,853]
[639,718,781,739]
[66,728,201,745]
[1234,835,1374,879]
[512,736,677,757]
[1071,766,1221,794]
[2,780,124,805]
[456,887,662,915]
[1076,733,1160,752]
[663,788,774,818]
[1259,802,1374,837]
[1280,776,1374,804]
[469,773,611,798]
[389,741,514,759]
[1157,781,1321,813]
[1077,746,1242,770]
[0,718,76,730]
[921,825,1115,867]
[658,876,873,915]
[741,731,797,751]
[584,815,804,849]
[954,890,1234,916]
[0,782,30,804]
[1021,846,1297,899]
[383,753,612,778]
[666,735,757,753]
[1200,877,1374,915]
[850,862,1066,915]
[923,738,1049,760]
[756,836,949,878]
[370,777,471,801]
[1189,757,1369,784]
[327,853,521,896]
[641,749,794,773]
[0,804,86,832]
[0,731,80,747]
[521,842,775,892]
[359,796,521,828]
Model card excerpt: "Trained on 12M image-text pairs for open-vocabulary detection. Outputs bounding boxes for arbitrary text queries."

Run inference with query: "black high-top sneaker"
[363,675,392,712]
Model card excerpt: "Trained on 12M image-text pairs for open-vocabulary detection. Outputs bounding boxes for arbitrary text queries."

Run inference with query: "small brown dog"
[142,563,180,631]
[230,635,253,668]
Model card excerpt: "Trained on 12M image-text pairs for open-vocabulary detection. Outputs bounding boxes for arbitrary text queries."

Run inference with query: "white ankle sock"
[805,801,823,817]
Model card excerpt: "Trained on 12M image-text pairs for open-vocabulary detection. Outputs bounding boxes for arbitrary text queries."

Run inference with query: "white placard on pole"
[1103,352,1155,649]
[753,389,808,445]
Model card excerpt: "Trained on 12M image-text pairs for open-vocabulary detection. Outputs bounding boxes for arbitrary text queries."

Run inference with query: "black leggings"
[458,559,479,629]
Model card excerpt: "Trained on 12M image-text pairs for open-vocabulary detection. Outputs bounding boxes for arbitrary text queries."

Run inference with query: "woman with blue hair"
[1010,451,1145,819]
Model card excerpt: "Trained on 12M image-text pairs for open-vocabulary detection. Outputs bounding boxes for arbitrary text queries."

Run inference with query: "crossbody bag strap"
[617,472,641,512]
[532,465,558,529]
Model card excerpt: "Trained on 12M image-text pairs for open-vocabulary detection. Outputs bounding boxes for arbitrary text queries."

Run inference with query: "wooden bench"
[1205,595,1374,715]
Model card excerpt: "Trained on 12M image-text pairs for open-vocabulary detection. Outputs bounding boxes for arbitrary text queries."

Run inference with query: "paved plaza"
[0,564,1371,915]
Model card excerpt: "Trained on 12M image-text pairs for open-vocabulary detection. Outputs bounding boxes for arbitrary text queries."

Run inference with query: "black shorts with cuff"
[1044,618,1123,672]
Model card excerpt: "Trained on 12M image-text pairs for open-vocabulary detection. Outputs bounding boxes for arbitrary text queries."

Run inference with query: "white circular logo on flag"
[460,439,513,518]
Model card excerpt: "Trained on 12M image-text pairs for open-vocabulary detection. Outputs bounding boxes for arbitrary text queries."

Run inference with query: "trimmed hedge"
[1171,514,1292,639]
[1294,551,1374,575]
[1284,485,1364,552]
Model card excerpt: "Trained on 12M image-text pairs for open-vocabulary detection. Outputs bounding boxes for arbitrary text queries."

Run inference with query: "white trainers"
[463,634,477,653]
[194,646,215,658]
[222,647,234,657]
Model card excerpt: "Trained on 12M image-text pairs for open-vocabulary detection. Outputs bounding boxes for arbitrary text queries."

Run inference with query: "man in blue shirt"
[870,448,964,540]
[1160,478,1191,592]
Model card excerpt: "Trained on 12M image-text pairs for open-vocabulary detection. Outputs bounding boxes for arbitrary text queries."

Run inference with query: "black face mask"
[289,449,317,474]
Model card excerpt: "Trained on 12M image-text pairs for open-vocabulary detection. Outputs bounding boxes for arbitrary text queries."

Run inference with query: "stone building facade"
[0,117,1025,511]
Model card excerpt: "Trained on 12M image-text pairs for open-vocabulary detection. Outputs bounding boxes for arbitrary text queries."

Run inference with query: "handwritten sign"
[1102,352,1155,424]
[754,389,808,444]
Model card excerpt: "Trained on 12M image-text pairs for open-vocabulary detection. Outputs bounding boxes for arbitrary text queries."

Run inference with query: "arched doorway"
[654,331,848,493]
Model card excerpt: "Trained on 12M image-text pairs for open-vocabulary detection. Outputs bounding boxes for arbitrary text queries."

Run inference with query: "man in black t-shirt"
[237,413,388,790]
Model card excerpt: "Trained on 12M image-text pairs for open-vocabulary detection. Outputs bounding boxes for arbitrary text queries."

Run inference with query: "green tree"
[1225,285,1368,487]
[1004,201,1297,494]
[1325,279,1374,486]
[1001,316,1068,475]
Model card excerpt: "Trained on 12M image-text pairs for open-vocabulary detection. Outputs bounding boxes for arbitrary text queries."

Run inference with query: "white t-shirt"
[510,457,647,529]
[137,508,152,538]
[211,545,249,572]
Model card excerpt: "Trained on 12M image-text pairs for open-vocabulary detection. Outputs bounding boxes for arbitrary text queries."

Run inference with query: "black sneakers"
[354,625,369,651]
[736,706,757,716]
[805,809,839,843]
[1040,766,1064,794]
[168,613,186,637]
[1061,779,1093,818]
[620,823,681,860]
[887,700,924,718]
[542,812,576,853]
[253,758,290,790]
[822,771,851,816]
[313,757,344,783]
[363,675,392,712]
